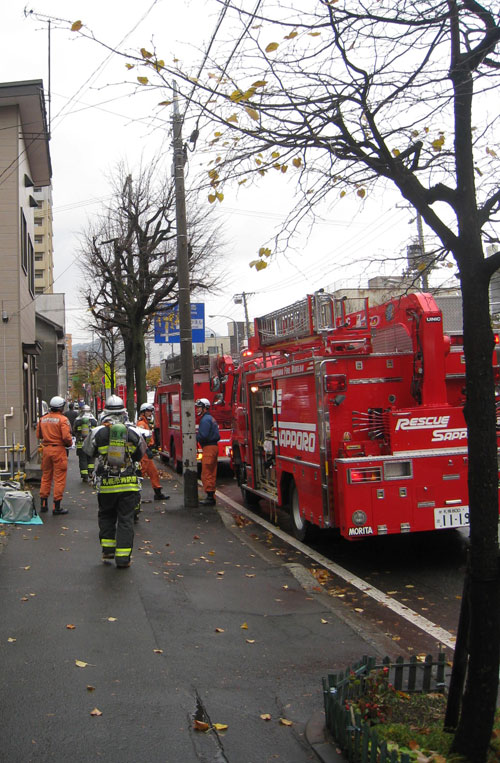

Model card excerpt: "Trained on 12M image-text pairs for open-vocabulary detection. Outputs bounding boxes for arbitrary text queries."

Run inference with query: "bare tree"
[79,161,223,417]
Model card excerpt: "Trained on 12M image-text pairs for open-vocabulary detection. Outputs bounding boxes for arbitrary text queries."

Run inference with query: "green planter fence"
[323,654,447,763]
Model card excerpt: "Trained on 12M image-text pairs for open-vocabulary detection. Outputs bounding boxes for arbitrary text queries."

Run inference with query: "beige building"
[32,184,54,294]
[0,80,51,466]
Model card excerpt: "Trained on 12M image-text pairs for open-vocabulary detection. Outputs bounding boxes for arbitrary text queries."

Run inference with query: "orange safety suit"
[136,415,161,490]
[36,411,73,502]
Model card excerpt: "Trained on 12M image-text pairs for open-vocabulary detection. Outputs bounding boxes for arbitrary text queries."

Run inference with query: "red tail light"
[325,374,347,392]
[348,467,382,484]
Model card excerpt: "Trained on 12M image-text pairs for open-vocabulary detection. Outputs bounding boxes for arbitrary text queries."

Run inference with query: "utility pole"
[172,81,198,508]
[233,292,252,341]
[416,212,429,291]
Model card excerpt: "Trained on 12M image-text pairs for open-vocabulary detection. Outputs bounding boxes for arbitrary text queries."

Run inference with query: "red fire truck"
[231,291,500,541]
[154,353,236,472]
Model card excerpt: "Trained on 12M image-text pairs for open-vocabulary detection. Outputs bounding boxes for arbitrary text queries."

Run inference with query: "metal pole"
[416,212,429,291]
[172,81,198,507]
[242,293,251,341]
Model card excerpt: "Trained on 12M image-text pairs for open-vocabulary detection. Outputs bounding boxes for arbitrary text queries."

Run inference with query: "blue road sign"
[154,303,205,344]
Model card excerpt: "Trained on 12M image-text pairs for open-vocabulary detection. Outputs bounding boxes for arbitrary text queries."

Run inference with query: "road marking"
[216,489,457,651]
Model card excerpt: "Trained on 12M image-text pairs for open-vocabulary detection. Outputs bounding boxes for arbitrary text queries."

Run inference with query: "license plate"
[434,506,469,529]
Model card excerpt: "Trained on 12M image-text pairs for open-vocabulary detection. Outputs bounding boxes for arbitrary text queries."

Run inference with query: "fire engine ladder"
[255,291,337,346]
[255,291,370,347]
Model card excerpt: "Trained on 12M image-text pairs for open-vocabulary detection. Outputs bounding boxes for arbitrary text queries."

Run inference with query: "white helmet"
[195,398,210,409]
[49,396,66,411]
[102,395,127,422]
[139,403,154,413]
[83,405,91,413]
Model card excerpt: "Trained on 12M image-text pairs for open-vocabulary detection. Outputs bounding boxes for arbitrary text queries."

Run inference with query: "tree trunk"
[450,265,500,761]
[122,332,136,421]
[132,321,147,413]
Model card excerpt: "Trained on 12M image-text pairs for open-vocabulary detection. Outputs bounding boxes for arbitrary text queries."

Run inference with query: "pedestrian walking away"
[136,403,168,501]
[64,401,79,430]
[72,405,97,481]
[195,398,220,505]
[36,396,73,515]
[83,395,146,568]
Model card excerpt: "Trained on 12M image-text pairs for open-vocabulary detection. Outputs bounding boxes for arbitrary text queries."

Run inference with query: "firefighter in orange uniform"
[136,403,168,501]
[195,398,220,505]
[36,396,73,515]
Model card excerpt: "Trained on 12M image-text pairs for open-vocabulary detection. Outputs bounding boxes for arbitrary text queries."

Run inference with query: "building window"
[20,209,28,274]
[28,236,34,297]
[34,218,43,227]
[35,253,43,261]
[35,269,44,279]
[35,287,44,295]
[35,235,43,244]
[33,187,42,193]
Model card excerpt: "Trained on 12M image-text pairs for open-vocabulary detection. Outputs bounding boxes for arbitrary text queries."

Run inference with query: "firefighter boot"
[53,499,68,516]
[40,497,48,513]
[154,487,169,501]
[200,492,216,506]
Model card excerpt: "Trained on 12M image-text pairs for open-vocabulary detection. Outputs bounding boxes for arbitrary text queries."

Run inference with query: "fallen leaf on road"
[75,660,90,668]
[215,628,225,633]
[8,637,16,643]
[213,723,228,731]
[280,718,293,726]
[321,618,328,624]
[21,597,29,602]
[107,617,117,622]
[260,713,271,721]
[86,686,95,692]
[90,708,102,717]
[208,550,215,556]
[217,571,225,576]
[22,566,30,570]
[240,622,248,630]
[246,639,255,644]
[66,624,76,630]
[354,608,364,613]
[193,720,210,732]
[245,573,255,578]
[153,649,163,654]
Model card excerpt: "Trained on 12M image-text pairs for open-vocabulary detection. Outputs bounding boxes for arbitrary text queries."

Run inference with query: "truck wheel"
[288,481,308,542]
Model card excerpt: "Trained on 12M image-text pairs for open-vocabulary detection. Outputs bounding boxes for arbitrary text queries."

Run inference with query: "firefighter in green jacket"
[82,395,145,569]
[73,405,98,481]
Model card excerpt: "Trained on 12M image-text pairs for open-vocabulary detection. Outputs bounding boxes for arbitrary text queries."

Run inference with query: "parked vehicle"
[154,354,236,473]
[231,291,500,541]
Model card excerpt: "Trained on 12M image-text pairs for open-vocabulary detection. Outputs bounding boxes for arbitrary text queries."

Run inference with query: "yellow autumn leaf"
[153,649,163,654]
[86,685,95,691]
[281,165,288,173]
[292,157,302,168]
[107,617,117,622]
[125,63,135,70]
[260,713,272,721]
[214,131,222,137]
[271,151,280,159]
[215,627,225,633]
[411,130,420,137]
[255,260,268,271]
[90,708,102,717]
[246,639,256,644]
[265,42,279,53]
[238,179,248,185]
[158,100,172,106]
[357,188,366,198]
[71,20,83,32]
[153,60,165,72]
[431,135,445,151]
[227,114,238,123]
[140,48,153,59]
[75,660,89,668]
[321,618,328,624]
[7,637,16,643]
[284,31,298,40]
[240,622,249,630]
[309,32,321,37]
[66,624,76,630]
[252,80,267,88]
[137,76,149,85]
[280,718,293,726]
[208,194,216,204]
[213,723,228,731]
[392,148,400,157]
[258,247,271,257]
[245,107,259,121]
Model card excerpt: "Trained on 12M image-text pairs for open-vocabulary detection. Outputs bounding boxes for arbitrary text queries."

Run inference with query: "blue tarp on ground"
[0,514,43,525]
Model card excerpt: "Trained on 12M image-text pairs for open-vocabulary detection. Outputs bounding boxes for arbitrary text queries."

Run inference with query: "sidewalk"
[0,452,389,762]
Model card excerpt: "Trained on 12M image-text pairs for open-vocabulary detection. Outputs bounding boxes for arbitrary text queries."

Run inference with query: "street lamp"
[209,314,241,355]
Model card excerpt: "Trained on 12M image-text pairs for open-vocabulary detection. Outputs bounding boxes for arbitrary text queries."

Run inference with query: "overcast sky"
[4,1,459,346]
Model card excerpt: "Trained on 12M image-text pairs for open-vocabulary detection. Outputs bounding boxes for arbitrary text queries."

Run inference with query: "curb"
[305,711,344,763]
